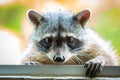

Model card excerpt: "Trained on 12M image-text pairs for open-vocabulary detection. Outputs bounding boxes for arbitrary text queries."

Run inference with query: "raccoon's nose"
[53,55,65,62]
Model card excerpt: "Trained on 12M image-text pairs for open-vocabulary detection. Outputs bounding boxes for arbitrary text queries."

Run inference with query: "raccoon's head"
[27,9,91,63]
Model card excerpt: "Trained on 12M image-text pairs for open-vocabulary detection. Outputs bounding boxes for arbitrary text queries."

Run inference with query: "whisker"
[71,59,77,64]
[79,52,91,59]
[65,58,76,65]
[73,56,83,65]
[76,52,93,64]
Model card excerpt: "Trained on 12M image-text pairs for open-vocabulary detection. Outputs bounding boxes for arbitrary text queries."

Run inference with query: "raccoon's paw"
[24,61,42,65]
[84,59,104,77]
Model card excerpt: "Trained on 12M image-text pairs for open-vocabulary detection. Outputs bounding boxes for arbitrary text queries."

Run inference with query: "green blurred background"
[95,7,120,55]
[0,4,27,34]
[0,0,120,64]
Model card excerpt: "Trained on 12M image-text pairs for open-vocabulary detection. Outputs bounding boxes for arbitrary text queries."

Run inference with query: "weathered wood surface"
[0,65,120,80]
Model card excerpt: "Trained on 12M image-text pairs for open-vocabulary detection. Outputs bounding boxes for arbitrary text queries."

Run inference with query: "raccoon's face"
[37,32,85,63]
[27,9,91,63]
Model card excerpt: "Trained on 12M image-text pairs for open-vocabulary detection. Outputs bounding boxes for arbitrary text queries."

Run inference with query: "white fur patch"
[84,26,118,65]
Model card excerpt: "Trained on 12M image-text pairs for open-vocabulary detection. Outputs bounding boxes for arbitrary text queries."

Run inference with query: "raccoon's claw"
[84,61,104,77]
[24,61,41,65]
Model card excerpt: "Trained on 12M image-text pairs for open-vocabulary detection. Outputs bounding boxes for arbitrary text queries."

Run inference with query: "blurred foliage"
[94,7,120,55]
[0,4,28,34]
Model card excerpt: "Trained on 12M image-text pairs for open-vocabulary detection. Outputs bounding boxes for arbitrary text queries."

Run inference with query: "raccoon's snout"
[53,55,65,63]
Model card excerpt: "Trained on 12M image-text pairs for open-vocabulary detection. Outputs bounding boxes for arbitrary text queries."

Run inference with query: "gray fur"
[30,10,86,43]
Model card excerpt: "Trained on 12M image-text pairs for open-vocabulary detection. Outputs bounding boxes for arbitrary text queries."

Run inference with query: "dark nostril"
[53,56,65,62]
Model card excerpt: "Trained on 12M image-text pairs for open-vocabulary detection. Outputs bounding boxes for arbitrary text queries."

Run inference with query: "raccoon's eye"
[44,37,52,43]
[40,37,52,49]
[66,36,75,48]
[66,36,83,49]
[66,36,74,44]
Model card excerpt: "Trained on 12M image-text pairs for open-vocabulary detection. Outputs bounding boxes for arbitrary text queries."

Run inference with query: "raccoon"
[21,9,118,77]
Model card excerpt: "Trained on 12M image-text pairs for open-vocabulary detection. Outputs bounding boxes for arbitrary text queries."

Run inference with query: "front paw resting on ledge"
[84,58,105,77]
[24,61,42,65]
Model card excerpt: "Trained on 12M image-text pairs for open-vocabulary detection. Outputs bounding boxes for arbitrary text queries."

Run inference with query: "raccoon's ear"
[27,9,44,26]
[74,10,91,27]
